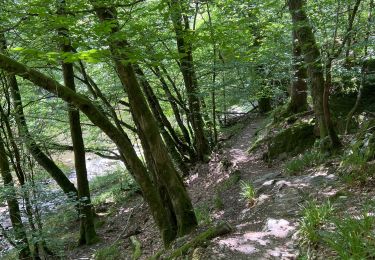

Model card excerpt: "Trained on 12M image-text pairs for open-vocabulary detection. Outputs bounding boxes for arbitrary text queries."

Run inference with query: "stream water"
[0,152,123,255]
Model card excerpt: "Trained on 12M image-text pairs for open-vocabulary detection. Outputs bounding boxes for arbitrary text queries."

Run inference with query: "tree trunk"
[169,0,210,161]
[93,5,197,237]
[57,0,98,245]
[150,66,193,150]
[324,60,341,147]
[258,97,272,114]
[287,30,308,114]
[288,0,328,138]
[134,65,192,167]
[0,136,31,260]
[0,105,42,259]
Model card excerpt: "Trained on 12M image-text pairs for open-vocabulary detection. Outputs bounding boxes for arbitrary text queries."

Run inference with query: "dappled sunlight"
[265,218,295,238]
[228,148,251,167]
[215,218,295,256]
[217,236,258,254]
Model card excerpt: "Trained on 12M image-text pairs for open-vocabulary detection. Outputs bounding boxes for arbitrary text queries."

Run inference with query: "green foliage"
[91,169,139,206]
[285,150,325,175]
[298,200,334,247]
[43,206,79,255]
[322,212,375,259]
[340,122,375,184]
[94,244,121,260]
[298,200,375,259]
[239,180,256,204]
[214,192,224,210]
[194,204,212,225]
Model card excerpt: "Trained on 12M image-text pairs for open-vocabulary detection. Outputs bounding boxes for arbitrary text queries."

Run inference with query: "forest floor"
[66,113,373,260]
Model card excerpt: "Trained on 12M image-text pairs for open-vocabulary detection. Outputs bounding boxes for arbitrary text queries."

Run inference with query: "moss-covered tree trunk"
[0,136,31,260]
[133,65,190,172]
[323,60,341,147]
[288,30,308,114]
[169,0,210,161]
[57,0,98,244]
[288,0,328,138]
[93,4,197,237]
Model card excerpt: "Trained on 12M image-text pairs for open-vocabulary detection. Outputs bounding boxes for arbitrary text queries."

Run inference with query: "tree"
[168,0,210,160]
[0,136,31,259]
[287,30,308,114]
[57,0,98,245]
[288,0,329,142]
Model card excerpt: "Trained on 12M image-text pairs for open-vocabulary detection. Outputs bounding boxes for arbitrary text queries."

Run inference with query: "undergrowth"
[298,200,375,259]
[94,243,121,260]
[91,169,139,206]
[285,150,325,175]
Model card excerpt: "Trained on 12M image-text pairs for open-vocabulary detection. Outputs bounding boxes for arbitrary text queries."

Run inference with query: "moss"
[267,121,316,159]
[94,244,121,260]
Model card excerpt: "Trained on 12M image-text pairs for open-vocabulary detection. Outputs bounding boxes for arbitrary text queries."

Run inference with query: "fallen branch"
[150,222,232,260]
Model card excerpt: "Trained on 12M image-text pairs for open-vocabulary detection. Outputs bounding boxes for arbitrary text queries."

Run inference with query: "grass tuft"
[239,180,256,206]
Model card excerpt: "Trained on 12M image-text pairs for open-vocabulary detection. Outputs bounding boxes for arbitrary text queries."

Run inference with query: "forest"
[0,0,374,259]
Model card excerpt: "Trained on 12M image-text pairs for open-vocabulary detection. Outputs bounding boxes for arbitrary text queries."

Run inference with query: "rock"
[267,121,316,159]
[254,172,281,185]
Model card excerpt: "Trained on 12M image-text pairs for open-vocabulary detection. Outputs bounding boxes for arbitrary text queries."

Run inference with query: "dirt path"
[188,115,339,260]
[65,114,341,260]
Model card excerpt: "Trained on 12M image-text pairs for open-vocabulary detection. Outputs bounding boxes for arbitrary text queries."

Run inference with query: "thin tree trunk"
[206,2,218,144]
[345,0,373,133]
[0,106,41,259]
[57,0,98,245]
[134,65,193,162]
[150,66,192,149]
[0,136,31,260]
[323,60,341,147]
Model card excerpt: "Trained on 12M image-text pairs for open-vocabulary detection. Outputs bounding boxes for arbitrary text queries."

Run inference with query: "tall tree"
[288,0,329,142]
[57,0,98,245]
[168,0,210,161]
[0,32,78,199]
[92,3,197,237]
[0,52,192,246]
